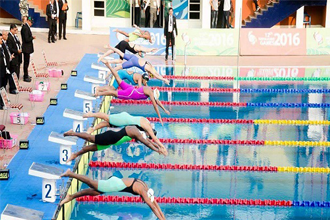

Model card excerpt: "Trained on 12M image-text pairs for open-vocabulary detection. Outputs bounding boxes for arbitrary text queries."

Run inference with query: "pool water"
[71,66,330,220]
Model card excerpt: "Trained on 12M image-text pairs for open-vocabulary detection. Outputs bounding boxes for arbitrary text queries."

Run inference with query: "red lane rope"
[88,161,277,172]
[163,76,235,81]
[111,99,247,107]
[132,138,264,145]
[146,117,254,124]
[151,87,241,93]
[76,195,292,206]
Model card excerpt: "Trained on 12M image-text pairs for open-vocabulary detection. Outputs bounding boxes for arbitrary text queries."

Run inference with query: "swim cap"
[140,52,146,58]
[147,188,155,202]
[153,88,160,100]
[142,73,149,81]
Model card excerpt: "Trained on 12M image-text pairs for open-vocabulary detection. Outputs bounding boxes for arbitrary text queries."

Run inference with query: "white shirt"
[168,15,173,32]
[56,0,59,17]
[144,0,150,10]
[135,0,140,7]
[223,0,230,11]
[150,0,159,9]
[211,0,219,11]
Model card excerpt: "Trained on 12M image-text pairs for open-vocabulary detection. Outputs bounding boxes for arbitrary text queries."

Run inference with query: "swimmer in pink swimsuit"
[95,60,170,125]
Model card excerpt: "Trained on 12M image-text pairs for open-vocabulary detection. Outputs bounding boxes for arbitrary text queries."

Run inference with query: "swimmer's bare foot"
[60,194,72,206]
[87,127,94,134]
[83,112,93,118]
[64,129,74,137]
[60,168,72,178]
[66,153,78,163]
[113,29,118,32]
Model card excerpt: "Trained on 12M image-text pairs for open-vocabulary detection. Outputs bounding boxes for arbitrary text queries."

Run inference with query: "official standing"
[150,0,159,28]
[1,31,15,93]
[164,8,178,61]
[144,0,150,27]
[47,0,57,43]
[21,16,34,82]
[7,24,22,93]
[134,0,141,27]
[58,0,69,40]
[0,34,7,109]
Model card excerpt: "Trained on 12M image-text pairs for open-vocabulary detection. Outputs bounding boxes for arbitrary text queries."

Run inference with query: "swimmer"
[100,46,170,85]
[83,111,167,155]
[64,125,167,163]
[110,70,149,89]
[103,40,157,60]
[95,61,170,125]
[113,24,152,43]
[60,169,166,220]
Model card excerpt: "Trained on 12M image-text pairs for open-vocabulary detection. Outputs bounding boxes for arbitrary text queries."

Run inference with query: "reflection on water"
[73,66,330,220]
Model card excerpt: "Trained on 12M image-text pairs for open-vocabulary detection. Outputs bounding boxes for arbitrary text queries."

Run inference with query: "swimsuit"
[95,127,132,150]
[117,80,148,100]
[122,53,147,72]
[128,30,141,42]
[115,41,137,60]
[113,70,137,89]
[109,112,142,127]
[98,177,146,196]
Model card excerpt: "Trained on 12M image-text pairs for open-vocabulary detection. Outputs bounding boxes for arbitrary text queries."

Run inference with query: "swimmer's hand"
[87,127,95,134]
[164,110,170,115]
[133,24,138,28]
[113,29,118,32]
[164,79,170,85]
[151,48,157,53]
[159,147,168,156]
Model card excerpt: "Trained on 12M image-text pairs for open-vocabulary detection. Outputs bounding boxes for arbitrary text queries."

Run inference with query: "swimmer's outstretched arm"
[148,91,164,126]
[148,67,170,85]
[156,99,170,115]
[140,191,166,220]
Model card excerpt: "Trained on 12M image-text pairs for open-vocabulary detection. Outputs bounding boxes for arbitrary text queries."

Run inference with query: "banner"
[305,67,330,77]
[173,0,188,19]
[306,29,330,55]
[240,29,306,56]
[106,0,130,18]
[110,27,239,56]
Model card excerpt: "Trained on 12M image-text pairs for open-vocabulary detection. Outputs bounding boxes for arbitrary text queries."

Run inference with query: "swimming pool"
[71,65,330,219]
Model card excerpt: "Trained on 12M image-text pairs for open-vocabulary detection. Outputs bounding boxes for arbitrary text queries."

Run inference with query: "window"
[189,0,200,20]
[94,0,105,17]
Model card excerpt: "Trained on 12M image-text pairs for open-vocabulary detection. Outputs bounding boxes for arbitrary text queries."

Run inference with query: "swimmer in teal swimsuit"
[83,111,167,155]
[60,169,166,220]
[111,70,149,89]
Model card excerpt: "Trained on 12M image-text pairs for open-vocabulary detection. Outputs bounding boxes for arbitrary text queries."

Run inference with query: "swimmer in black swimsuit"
[63,126,167,163]
[102,41,157,61]
[60,169,166,220]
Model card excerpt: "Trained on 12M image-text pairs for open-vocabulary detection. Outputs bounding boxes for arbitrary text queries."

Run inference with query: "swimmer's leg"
[67,144,98,163]
[61,169,99,189]
[60,188,101,206]
[83,112,109,122]
[64,130,95,143]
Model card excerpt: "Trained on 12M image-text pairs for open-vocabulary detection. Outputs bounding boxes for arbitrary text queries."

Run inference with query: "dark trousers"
[23,53,30,79]
[223,11,230,28]
[165,32,175,59]
[253,0,259,9]
[4,73,15,92]
[134,7,140,26]
[48,19,56,41]
[10,63,20,79]
[145,6,150,27]
[0,75,4,107]
[59,18,66,38]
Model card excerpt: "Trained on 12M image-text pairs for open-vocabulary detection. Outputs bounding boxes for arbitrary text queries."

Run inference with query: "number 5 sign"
[240,29,306,56]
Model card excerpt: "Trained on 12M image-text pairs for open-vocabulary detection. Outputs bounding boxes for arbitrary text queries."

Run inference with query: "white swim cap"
[153,88,160,100]
[147,188,155,202]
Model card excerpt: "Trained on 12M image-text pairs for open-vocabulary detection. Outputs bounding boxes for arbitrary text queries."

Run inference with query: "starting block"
[91,63,108,80]
[63,108,86,133]
[1,204,44,220]
[84,75,106,95]
[28,162,62,203]
[48,132,78,165]
[74,90,96,113]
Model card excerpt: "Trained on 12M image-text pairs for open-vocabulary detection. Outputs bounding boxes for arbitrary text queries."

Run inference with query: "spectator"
[7,24,22,84]
[134,0,141,26]
[253,0,260,11]
[150,0,160,28]
[210,0,220,28]
[58,0,69,40]
[47,0,57,43]
[164,7,178,61]
[0,33,6,109]
[144,0,151,27]
[21,16,35,82]
[1,31,15,94]
[223,0,231,28]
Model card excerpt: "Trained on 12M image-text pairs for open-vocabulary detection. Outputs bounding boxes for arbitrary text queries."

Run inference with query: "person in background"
[253,0,260,11]
[47,0,57,43]
[21,16,34,82]
[7,24,22,84]
[150,0,160,28]
[164,7,177,61]
[58,0,68,40]
[134,0,141,27]
[2,31,16,94]
[210,0,220,28]
[54,0,60,41]
[22,16,27,25]
[0,33,6,109]
[223,0,231,28]
[144,0,151,27]
[229,0,234,28]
